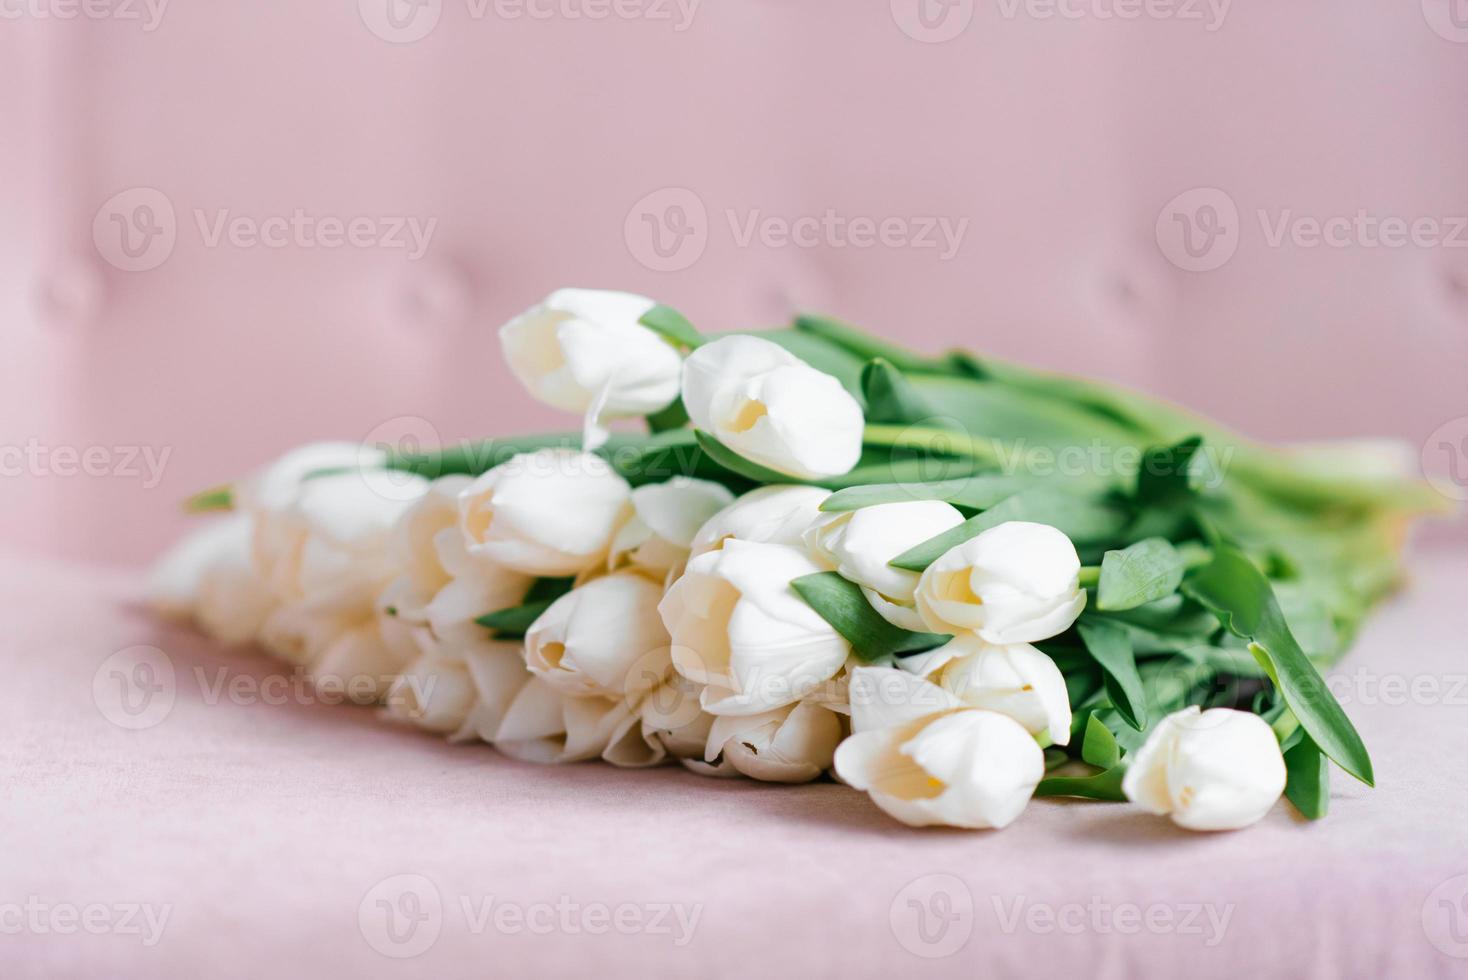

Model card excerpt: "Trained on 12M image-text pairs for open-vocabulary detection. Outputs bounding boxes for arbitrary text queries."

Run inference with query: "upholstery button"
[33,258,105,329]
[397,261,473,331]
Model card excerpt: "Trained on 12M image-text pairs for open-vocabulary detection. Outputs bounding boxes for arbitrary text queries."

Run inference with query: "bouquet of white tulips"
[153,287,1447,831]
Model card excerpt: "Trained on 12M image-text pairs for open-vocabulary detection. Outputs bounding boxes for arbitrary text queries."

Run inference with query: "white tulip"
[255,470,428,617]
[446,637,536,744]
[148,514,275,645]
[681,335,864,480]
[914,635,1072,746]
[494,677,659,767]
[705,701,843,783]
[312,621,416,704]
[258,601,364,668]
[385,653,479,734]
[688,484,829,559]
[915,521,1086,644]
[1122,706,1287,831]
[805,500,966,631]
[499,288,682,449]
[636,674,744,777]
[609,477,735,579]
[383,476,536,645]
[659,540,851,716]
[524,572,671,698]
[457,448,632,576]
[834,667,1045,829]
[391,475,476,607]
[239,441,385,512]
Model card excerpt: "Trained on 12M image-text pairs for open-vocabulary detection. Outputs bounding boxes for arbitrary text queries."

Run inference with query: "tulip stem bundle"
[158,289,1447,832]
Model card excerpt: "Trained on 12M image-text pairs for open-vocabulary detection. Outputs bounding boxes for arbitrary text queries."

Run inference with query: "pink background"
[4,1,1468,565]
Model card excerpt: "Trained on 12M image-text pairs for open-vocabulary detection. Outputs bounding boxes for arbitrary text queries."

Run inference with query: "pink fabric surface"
[5,547,1468,979]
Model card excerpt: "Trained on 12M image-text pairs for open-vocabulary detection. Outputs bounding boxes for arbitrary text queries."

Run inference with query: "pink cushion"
[6,547,1467,976]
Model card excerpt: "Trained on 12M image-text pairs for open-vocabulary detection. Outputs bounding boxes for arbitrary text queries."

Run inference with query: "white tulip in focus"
[681,335,864,480]
[705,701,843,783]
[383,475,535,646]
[494,677,660,767]
[659,540,851,716]
[688,484,829,559]
[457,448,632,576]
[834,667,1045,829]
[915,521,1086,644]
[1121,706,1287,831]
[608,477,735,579]
[499,288,682,449]
[805,500,966,631]
[524,572,671,698]
[915,635,1072,746]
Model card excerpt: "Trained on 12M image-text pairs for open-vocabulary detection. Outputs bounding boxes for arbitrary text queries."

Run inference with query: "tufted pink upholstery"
[4,3,1467,563]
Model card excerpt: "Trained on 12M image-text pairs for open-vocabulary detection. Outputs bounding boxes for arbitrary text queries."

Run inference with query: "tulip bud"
[705,701,844,783]
[609,477,735,579]
[498,288,682,449]
[688,484,829,559]
[919,635,1072,746]
[255,469,428,618]
[494,677,659,767]
[148,514,275,645]
[915,521,1086,644]
[457,448,632,576]
[681,335,864,479]
[835,667,1044,829]
[659,540,851,716]
[524,572,671,698]
[1122,706,1287,830]
[386,653,479,734]
[805,500,966,631]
